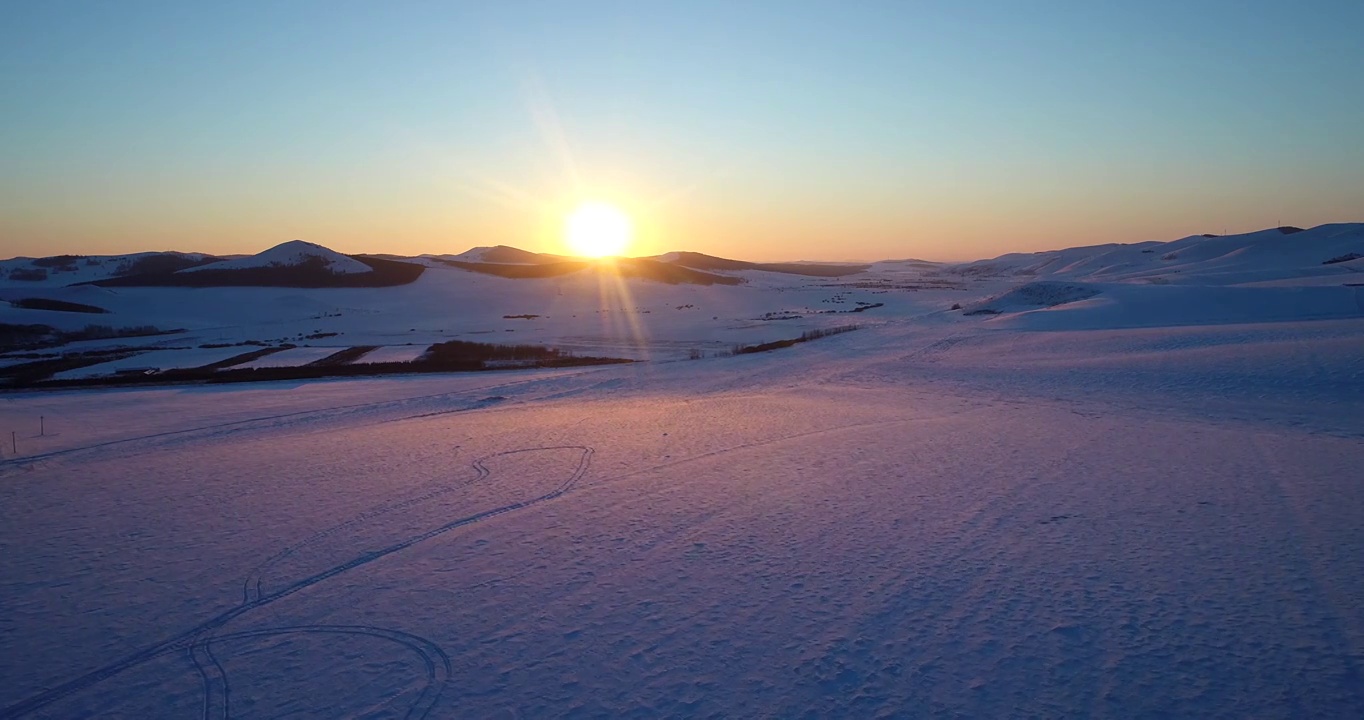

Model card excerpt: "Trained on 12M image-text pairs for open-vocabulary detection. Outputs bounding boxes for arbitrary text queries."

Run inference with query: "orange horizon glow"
[3,193,1361,265]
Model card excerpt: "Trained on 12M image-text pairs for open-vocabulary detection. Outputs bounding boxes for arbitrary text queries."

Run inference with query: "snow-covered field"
[51,347,256,380]
[355,345,430,364]
[2,225,1362,717]
[236,346,342,370]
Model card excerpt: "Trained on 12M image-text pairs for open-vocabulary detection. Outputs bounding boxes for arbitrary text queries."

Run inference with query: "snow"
[181,240,371,275]
[438,246,569,265]
[354,345,429,364]
[988,283,1363,331]
[440,246,514,263]
[965,280,1101,314]
[949,223,1364,286]
[0,252,212,288]
[237,346,344,369]
[51,346,260,380]
[1,223,1363,717]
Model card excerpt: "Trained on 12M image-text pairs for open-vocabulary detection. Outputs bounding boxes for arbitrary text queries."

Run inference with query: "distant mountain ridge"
[4,223,1361,289]
[650,251,870,277]
[435,257,743,286]
[440,245,574,265]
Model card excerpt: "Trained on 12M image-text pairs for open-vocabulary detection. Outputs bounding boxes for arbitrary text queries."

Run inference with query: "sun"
[564,201,632,258]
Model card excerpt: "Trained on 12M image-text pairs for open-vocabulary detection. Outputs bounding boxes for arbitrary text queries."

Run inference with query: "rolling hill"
[181,240,371,275]
[652,251,870,277]
[436,257,743,285]
[949,223,1364,285]
[441,246,575,265]
[90,241,425,288]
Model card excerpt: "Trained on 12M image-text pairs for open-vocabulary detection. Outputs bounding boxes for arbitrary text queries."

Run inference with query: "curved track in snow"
[0,446,593,720]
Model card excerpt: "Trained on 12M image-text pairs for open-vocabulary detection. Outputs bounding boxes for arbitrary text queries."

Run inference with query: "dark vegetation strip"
[730,324,861,355]
[750,262,870,277]
[198,346,291,371]
[440,258,743,286]
[0,323,181,352]
[309,346,379,366]
[23,355,631,390]
[436,259,588,278]
[9,298,109,314]
[663,251,869,277]
[29,254,86,268]
[6,339,630,390]
[612,259,744,286]
[0,351,143,386]
[424,339,569,363]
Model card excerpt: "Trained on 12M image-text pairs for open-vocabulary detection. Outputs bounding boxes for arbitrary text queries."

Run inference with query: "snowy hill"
[182,240,371,275]
[441,246,572,265]
[949,223,1364,285]
[939,224,1364,330]
[436,256,743,286]
[0,251,216,287]
[86,244,420,289]
[651,251,870,277]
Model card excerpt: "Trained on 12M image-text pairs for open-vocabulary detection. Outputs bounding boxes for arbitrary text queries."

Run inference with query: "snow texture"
[0,252,213,288]
[236,346,345,369]
[354,345,430,364]
[52,347,260,380]
[1,224,1362,718]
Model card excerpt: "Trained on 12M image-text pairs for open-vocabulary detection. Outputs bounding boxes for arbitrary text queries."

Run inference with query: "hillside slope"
[950,223,1364,285]
[182,240,372,275]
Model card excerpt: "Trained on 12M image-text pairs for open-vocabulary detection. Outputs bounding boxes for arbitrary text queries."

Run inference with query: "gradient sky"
[3,1,1362,262]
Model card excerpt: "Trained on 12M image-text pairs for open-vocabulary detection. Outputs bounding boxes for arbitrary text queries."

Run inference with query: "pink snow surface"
[2,317,1362,717]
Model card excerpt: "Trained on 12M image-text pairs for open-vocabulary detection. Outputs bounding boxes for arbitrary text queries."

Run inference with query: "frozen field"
[355,345,430,364]
[2,315,1362,718]
[2,225,1363,717]
[50,347,257,380]
[236,346,344,370]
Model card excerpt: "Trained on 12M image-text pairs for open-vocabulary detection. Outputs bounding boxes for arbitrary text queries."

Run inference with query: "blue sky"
[2,1,1361,260]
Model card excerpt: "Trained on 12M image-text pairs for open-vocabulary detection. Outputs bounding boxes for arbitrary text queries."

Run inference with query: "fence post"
[40,416,45,436]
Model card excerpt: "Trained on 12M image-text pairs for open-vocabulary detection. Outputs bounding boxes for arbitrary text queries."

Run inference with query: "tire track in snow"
[190,626,452,720]
[1246,441,1364,707]
[475,419,932,639]
[241,448,484,604]
[0,446,593,720]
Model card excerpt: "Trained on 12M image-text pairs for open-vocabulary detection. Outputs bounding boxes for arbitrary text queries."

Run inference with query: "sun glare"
[564,202,632,258]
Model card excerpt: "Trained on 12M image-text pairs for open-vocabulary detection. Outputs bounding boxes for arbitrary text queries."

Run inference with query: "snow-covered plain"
[51,347,257,380]
[236,346,343,370]
[354,345,430,364]
[2,225,1363,717]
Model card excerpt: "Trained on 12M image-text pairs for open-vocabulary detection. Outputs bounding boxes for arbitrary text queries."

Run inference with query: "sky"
[2,1,1362,262]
